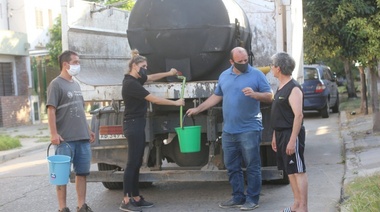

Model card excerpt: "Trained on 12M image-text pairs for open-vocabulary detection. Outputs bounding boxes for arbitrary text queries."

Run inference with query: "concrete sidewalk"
[340,111,380,183]
[339,110,380,212]
[0,122,50,163]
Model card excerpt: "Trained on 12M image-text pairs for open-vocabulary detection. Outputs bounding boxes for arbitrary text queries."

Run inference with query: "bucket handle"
[47,142,73,161]
[181,115,196,129]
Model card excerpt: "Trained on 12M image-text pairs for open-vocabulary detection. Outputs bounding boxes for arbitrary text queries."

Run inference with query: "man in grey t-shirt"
[46,50,95,212]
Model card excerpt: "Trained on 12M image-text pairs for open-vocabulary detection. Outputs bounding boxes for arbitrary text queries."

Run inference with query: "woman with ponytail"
[119,49,184,212]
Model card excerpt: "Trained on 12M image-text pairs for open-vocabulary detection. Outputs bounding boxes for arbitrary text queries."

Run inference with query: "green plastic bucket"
[175,114,201,153]
[175,77,201,153]
[175,125,201,153]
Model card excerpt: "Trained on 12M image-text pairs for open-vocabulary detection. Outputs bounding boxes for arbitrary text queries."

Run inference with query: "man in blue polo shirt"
[186,47,272,211]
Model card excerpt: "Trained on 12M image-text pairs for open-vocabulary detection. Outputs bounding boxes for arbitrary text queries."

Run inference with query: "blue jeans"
[222,130,262,204]
[55,140,92,176]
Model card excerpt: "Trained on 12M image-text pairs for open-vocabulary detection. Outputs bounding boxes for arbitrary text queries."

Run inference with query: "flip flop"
[283,207,295,212]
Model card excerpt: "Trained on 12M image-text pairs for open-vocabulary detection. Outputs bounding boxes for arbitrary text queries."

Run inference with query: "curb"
[339,111,358,184]
[339,111,349,202]
[0,142,47,164]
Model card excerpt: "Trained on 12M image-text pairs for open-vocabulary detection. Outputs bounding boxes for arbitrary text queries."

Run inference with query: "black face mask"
[234,62,249,73]
[138,67,148,83]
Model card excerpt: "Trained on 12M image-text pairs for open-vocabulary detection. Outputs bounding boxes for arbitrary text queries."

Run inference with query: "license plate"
[99,125,125,140]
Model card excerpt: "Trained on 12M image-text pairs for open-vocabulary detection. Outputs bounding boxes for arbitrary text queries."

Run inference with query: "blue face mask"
[234,62,249,73]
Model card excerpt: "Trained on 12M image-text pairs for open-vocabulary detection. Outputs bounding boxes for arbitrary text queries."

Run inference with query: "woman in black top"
[120,49,184,212]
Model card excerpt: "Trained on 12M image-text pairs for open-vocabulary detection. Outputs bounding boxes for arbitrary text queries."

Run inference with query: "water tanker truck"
[61,0,304,189]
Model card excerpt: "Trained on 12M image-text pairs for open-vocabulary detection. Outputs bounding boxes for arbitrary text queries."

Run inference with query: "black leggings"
[123,117,146,197]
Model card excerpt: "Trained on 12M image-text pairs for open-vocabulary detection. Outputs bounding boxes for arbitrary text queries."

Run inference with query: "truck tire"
[98,163,154,189]
[173,133,209,167]
[97,163,123,190]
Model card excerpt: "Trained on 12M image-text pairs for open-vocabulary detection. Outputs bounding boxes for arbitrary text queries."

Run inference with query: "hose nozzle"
[177,75,186,80]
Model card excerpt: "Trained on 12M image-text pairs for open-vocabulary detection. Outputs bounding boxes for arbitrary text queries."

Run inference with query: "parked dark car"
[302,64,339,118]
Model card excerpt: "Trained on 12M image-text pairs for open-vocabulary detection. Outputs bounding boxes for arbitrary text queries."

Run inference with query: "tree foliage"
[346,1,380,131]
[303,0,379,98]
[303,0,340,63]
[304,0,377,62]
[347,2,380,66]
[46,15,62,67]
[304,0,380,131]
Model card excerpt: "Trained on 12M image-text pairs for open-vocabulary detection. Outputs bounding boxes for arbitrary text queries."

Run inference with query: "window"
[0,63,14,96]
[304,68,318,80]
[322,68,332,81]
[48,9,53,28]
[35,9,43,29]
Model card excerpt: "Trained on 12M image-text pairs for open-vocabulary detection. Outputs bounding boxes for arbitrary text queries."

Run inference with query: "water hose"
[177,75,186,128]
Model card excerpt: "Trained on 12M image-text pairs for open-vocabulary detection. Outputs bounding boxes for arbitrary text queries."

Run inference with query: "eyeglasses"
[270,63,277,67]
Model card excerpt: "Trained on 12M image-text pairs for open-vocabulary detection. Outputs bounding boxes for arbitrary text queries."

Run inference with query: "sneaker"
[240,202,259,211]
[135,196,154,208]
[59,207,70,212]
[119,199,142,212]
[77,203,93,212]
[219,198,245,208]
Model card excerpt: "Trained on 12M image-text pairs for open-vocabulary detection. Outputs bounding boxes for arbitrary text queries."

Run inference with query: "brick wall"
[15,56,29,96]
[0,96,31,127]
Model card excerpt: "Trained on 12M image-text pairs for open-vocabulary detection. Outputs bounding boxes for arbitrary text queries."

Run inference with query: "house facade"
[0,0,60,127]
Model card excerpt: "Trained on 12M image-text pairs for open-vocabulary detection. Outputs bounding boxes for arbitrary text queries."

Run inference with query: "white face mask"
[67,64,81,76]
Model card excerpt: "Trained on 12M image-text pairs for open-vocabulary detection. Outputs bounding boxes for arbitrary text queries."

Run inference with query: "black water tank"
[127,0,252,81]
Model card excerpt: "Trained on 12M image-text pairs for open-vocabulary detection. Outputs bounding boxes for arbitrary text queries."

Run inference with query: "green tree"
[46,15,62,67]
[303,0,340,63]
[346,1,380,131]
[304,0,376,98]
[304,0,380,131]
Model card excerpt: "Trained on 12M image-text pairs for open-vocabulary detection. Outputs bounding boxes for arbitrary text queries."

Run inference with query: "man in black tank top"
[270,52,308,212]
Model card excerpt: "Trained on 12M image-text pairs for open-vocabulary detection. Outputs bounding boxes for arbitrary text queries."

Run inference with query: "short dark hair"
[58,50,78,70]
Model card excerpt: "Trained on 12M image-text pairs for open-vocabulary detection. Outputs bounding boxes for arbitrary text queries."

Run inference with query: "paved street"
[0,113,344,211]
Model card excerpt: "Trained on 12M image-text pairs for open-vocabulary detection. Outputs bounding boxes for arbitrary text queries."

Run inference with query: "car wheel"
[332,94,339,113]
[320,101,330,118]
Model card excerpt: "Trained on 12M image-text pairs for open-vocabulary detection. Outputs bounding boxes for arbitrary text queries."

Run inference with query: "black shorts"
[275,126,306,175]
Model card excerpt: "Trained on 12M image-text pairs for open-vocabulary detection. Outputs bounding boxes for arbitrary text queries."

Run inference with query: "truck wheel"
[97,163,123,190]
[173,133,209,167]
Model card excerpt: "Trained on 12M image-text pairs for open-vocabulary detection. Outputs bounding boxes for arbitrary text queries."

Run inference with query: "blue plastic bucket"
[47,143,72,185]
[47,155,71,185]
